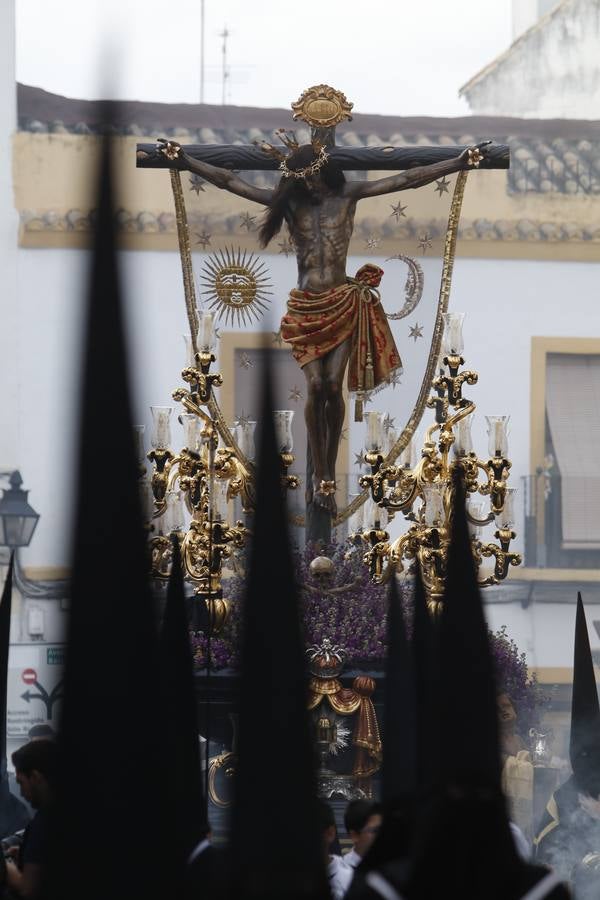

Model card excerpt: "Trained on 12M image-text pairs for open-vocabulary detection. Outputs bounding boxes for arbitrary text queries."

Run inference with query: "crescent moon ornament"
[384,254,424,321]
[200,247,273,327]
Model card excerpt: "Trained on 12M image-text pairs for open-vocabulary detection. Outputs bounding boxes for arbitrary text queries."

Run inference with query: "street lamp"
[0,471,40,549]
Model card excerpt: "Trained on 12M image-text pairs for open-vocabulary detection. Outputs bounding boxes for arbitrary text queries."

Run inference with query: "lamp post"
[0,471,40,550]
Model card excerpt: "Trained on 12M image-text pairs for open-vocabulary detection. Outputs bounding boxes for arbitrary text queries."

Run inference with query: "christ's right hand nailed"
[156,138,185,166]
[459,140,492,168]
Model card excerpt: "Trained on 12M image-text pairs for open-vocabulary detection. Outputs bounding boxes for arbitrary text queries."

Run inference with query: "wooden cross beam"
[136,142,509,172]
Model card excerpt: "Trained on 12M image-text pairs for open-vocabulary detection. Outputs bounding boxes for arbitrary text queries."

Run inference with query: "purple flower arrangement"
[190,542,545,732]
[491,624,546,734]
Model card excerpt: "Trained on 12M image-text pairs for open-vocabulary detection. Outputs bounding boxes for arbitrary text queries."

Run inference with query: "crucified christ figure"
[160,135,490,520]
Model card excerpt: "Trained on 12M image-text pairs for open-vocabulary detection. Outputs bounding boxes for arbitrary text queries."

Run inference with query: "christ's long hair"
[258,145,345,248]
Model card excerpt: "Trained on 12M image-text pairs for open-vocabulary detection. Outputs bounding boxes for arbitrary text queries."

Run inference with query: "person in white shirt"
[343,800,383,871]
[319,799,353,899]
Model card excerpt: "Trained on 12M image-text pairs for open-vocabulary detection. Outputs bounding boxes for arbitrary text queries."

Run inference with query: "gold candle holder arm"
[479,527,522,584]
[472,454,511,514]
[361,527,391,583]
[147,447,178,508]
[438,353,479,407]
[181,351,224,405]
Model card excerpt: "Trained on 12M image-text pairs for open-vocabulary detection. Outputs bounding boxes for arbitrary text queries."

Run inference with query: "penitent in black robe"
[535,775,600,882]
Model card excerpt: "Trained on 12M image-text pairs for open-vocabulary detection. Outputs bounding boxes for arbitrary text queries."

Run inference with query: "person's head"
[344,800,383,858]
[572,744,600,803]
[28,723,56,742]
[496,692,518,729]
[258,144,345,248]
[11,739,59,809]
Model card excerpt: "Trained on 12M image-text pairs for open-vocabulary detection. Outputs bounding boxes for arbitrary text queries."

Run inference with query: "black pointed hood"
[357,575,417,876]
[228,360,328,900]
[0,555,13,769]
[44,117,170,900]
[402,473,540,899]
[412,559,439,793]
[0,555,29,837]
[382,575,416,804]
[438,470,501,790]
[570,593,600,796]
[402,473,563,900]
[160,538,209,869]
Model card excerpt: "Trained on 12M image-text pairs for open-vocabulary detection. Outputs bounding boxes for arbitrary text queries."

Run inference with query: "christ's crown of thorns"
[254,130,329,180]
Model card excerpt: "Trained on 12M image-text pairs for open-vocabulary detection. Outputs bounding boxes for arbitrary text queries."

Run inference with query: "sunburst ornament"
[200,247,273,327]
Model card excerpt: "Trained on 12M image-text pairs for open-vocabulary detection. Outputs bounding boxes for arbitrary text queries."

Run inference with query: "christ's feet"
[312,475,337,516]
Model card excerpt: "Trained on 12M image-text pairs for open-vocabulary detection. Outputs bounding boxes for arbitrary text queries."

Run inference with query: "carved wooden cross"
[136,139,509,173]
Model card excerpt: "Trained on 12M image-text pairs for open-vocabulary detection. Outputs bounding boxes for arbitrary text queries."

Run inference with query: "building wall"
[464,0,600,119]
[13,131,600,263]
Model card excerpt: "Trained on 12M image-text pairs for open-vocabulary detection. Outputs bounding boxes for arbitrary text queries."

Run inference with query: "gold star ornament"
[195,231,212,249]
[239,212,257,231]
[390,201,407,221]
[417,233,432,253]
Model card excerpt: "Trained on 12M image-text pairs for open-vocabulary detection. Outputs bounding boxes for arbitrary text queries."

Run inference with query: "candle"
[180,413,202,452]
[274,410,294,453]
[454,413,473,457]
[495,487,517,529]
[422,482,445,526]
[163,490,184,533]
[486,415,509,457]
[442,312,465,356]
[468,499,486,538]
[211,480,229,522]
[348,497,364,534]
[398,438,415,469]
[182,334,196,367]
[383,426,398,457]
[138,477,154,522]
[133,425,146,465]
[150,406,173,449]
[197,310,214,352]
[365,411,384,452]
[238,420,257,459]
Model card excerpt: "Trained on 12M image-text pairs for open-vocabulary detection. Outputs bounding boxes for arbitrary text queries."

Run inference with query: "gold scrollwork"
[208,751,236,808]
[291,84,354,128]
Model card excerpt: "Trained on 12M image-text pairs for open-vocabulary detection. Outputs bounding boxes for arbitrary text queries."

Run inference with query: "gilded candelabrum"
[139,312,298,629]
[353,312,521,609]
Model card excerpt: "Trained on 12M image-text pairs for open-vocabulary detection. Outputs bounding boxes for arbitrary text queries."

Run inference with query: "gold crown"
[306,638,347,678]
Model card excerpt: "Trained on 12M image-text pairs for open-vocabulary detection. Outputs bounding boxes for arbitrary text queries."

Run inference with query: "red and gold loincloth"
[280,264,402,420]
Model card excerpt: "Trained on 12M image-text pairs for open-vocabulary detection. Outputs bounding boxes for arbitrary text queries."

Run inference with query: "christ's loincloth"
[280,263,402,420]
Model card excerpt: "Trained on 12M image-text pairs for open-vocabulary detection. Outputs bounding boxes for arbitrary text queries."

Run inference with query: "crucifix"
[137,85,509,545]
